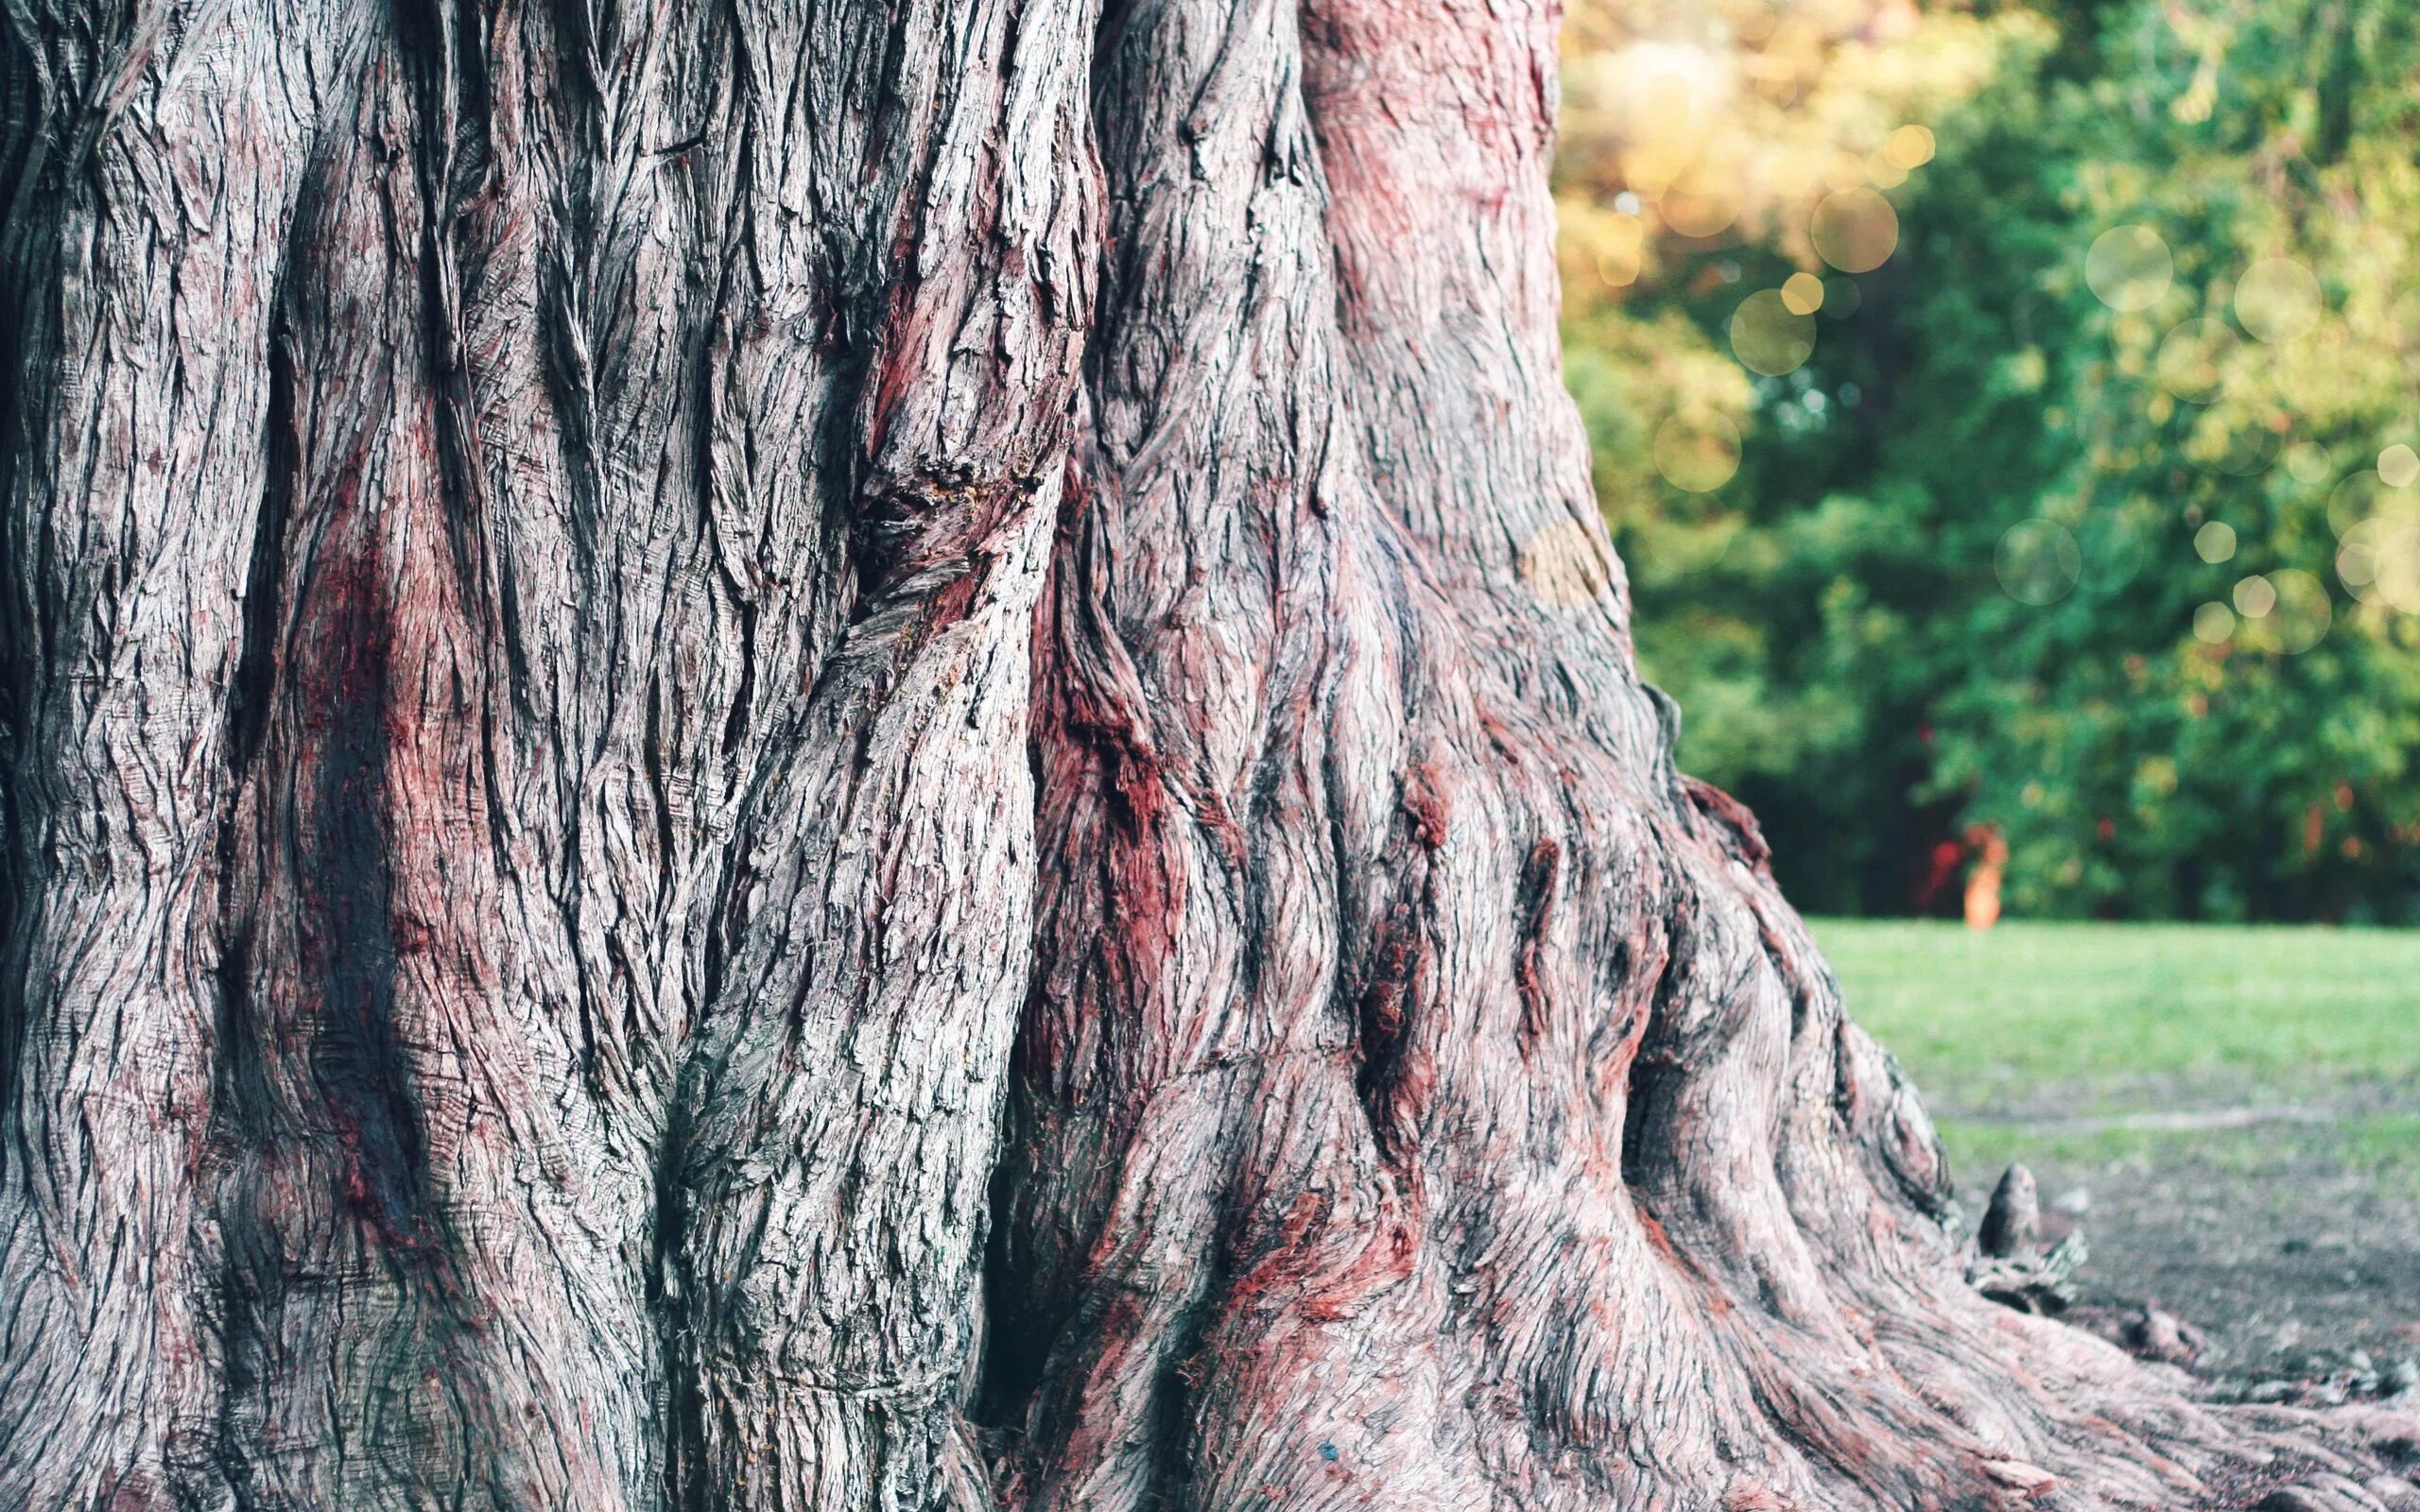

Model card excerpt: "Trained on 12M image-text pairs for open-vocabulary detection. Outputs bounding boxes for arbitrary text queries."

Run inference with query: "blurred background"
[1551,0,2419,1384]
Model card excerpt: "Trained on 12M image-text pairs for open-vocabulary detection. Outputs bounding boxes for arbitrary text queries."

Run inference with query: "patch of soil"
[1948,1107,2420,1382]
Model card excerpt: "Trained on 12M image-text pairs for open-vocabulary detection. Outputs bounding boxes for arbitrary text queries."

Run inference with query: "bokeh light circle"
[2339,519,2420,610]
[1780,271,1826,317]
[2328,472,2397,534]
[2086,226,2173,312]
[2234,258,2322,344]
[2193,521,2237,563]
[1883,125,1937,170]
[1653,411,1743,493]
[2074,509,2147,593]
[2337,522,2382,591]
[1581,208,1646,288]
[1629,73,1698,140]
[2284,441,2334,485]
[1810,189,1900,274]
[2380,443,2420,489]
[2232,575,2277,618]
[2155,318,2238,404]
[2195,421,2280,476]
[2379,539,2420,612]
[1996,520,2083,605]
[1731,290,1817,376]
[2264,568,2331,653]
[1662,169,1742,239]
[2389,287,2420,355]
[2192,602,2236,644]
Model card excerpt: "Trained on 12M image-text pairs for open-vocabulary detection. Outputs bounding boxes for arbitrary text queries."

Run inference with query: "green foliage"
[1565,0,2420,919]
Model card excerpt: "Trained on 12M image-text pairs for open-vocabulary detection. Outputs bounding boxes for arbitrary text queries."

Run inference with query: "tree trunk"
[0,2,2410,1509]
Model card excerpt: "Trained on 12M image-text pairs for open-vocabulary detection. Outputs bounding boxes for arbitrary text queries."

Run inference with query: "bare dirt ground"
[1947,1085,2420,1388]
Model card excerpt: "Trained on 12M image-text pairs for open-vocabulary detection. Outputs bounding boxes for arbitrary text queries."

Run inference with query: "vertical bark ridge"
[998,0,1437,1504]
[5,1,1101,1506]
[996,0,1825,1501]
[650,5,1099,1505]
[209,24,642,1503]
[0,6,352,1503]
[992,3,2420,1511]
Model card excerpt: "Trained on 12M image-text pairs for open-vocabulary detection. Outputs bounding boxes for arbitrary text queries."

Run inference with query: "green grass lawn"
[1809,919,2420,1181]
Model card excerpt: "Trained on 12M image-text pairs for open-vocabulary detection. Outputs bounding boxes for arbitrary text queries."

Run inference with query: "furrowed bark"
[1,1,2414,1510]
[3,2,1096,1506]
[988,3,2420,1510]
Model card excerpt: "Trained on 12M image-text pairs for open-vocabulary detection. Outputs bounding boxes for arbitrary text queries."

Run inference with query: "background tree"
[1565,0,2420,919]
[1,2,2415,1510]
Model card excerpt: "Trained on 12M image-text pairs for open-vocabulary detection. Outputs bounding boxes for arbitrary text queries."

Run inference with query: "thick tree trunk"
[0,2,2411,1509]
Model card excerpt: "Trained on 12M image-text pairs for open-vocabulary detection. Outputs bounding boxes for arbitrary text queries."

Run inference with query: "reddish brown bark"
[0,1,2414,1509]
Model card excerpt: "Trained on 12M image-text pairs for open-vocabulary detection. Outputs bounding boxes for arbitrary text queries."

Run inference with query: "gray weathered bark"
[0,2,2412,1509]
